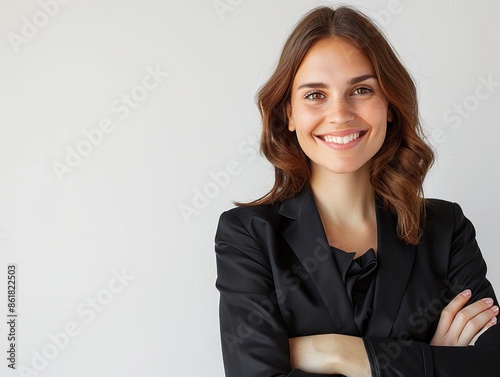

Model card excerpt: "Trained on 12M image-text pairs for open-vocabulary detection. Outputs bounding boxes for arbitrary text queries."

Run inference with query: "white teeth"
[323,132,361,144]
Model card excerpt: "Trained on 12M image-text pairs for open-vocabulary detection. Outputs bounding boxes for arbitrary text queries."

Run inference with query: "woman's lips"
[316,130,368,149]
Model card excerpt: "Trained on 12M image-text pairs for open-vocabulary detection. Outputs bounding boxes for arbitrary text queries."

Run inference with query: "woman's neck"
[309,164,377,253]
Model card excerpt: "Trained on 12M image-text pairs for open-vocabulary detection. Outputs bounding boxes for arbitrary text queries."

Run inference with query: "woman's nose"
[326,97,355,124]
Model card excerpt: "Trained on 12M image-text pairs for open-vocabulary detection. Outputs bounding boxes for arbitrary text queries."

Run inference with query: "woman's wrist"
[332,335,371,377]
[310,334,344,373]
[289,334,371,377]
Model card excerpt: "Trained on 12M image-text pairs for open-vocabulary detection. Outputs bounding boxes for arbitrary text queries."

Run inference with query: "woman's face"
[287,37,391,178]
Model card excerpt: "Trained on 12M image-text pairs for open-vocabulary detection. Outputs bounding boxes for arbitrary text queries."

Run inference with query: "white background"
[0,0,499,376]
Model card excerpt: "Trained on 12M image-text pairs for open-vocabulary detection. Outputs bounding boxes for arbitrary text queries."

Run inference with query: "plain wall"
[0,0,498,376]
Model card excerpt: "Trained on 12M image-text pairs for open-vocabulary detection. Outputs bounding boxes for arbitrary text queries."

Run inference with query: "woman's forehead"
[294,38,375,83]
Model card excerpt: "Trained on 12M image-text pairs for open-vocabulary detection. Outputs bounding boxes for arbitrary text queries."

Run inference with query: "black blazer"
[215,188,500,377]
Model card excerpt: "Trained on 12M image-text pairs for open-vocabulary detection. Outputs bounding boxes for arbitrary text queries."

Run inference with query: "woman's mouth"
[318,130,368,145]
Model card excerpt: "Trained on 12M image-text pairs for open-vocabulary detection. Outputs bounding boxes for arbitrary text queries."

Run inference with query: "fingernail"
[490,317,497,325]
[492,306,499,313]
[483,298,494,305]
[461,289,472,297]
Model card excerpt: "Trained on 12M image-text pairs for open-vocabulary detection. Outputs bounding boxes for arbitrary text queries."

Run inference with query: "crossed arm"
[289,290,499,376]
[216,204,500,377]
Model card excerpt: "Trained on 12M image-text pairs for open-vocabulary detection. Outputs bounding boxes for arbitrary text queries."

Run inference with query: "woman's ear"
[287,103,295,131]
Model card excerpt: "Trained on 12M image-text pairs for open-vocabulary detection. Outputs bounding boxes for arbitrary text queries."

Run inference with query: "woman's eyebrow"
[297,82,328,90]
[348,74,377,85]
[297,74,377,91]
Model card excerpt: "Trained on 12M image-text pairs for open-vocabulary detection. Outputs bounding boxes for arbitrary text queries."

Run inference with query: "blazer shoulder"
[218,203,282,226]
[424,198,473,240]
[221,204,280,221]
[425,198,467,220]
[425,197,455,210]
[215,204,284,266]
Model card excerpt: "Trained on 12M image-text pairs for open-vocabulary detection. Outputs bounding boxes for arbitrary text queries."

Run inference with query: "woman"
[215,5,500,376]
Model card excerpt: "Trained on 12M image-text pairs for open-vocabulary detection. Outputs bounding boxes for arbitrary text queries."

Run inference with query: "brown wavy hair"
[241,5,434,245]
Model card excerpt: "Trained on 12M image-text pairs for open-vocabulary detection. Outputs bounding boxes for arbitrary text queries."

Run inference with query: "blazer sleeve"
[363,202,500,377]
[215,210,334,377]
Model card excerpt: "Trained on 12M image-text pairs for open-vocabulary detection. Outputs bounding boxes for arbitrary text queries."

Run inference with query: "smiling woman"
[287,38,389,176]
[214,5,500,377]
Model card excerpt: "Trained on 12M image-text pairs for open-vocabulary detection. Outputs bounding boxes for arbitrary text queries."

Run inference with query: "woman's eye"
[304,91,325,101]
[353,87,372,95]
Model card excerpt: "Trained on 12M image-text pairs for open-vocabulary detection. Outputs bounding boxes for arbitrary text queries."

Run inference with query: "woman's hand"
[430,289,498,346]
[289,334,371,377]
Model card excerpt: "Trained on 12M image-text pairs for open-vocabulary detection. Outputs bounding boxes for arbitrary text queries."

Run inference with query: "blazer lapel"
[279,188,360,335]
[367,198,417,338]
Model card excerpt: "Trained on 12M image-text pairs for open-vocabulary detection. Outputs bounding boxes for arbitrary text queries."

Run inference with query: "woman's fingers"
[470,315,499,346]
[458,303,499,345]
[448,298,497,344]
[431,290,498,346]
[432,289,472,339]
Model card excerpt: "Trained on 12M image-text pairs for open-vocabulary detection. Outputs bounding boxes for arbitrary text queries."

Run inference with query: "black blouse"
[330,247,378,334]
